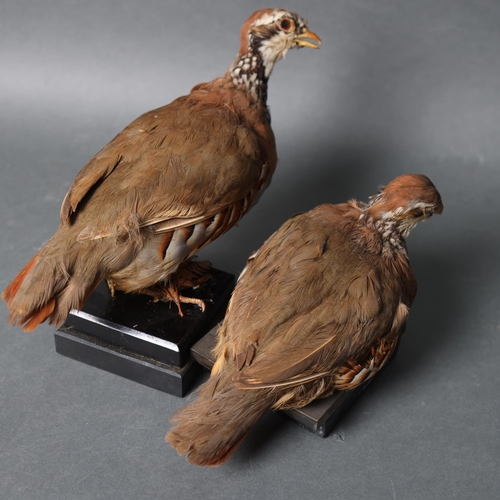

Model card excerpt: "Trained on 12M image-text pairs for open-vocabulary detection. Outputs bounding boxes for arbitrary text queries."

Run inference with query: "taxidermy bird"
[2,9,321,331]
[166,174,443,466]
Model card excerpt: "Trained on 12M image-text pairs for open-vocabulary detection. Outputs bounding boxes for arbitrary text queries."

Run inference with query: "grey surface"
[1,0,499,498]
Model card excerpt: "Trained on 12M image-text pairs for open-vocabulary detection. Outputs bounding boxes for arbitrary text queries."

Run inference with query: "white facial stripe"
[379,200,434,218]
[380,207,404,220]
[252,10,291,27]
[409,200,431,210]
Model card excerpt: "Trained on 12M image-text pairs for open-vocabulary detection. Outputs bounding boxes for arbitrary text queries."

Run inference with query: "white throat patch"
[258,34,291,77]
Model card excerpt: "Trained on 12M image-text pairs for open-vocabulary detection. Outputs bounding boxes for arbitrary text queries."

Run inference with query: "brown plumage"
[2,9,321,331]
[166,174,443,466]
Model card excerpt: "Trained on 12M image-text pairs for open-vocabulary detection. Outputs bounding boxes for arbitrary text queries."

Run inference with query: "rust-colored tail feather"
[21,299,57,332]
[2,244,101,331]
[2,252,40,306]
[2,253,59,331]
[166,372,272,466]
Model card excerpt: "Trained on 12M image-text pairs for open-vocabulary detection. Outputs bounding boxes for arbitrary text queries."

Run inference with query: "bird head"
[237,9,321,78]
[367,174,443,238]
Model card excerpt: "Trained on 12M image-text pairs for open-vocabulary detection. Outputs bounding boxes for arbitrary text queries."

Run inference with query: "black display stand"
[54,268,235,397]
[191,326,398,437]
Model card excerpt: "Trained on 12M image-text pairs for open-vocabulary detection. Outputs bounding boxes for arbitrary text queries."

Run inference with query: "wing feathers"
[220,207,407,392]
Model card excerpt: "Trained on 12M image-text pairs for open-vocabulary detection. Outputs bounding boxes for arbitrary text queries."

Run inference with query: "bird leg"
[106,279,117,297]
[138,259,212,316]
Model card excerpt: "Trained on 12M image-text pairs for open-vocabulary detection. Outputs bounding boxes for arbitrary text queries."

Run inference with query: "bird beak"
[295,30,322,49]
[435,201,444,215]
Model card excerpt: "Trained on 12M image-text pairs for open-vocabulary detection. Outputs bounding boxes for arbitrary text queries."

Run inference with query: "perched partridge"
[2,9,321,331]
[166,174,443,466]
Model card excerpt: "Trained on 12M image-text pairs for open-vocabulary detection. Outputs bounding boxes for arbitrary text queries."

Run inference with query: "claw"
[106,279,117,297]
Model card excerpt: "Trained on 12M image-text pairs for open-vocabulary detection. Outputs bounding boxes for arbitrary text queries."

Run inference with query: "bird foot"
[139,284,206,317]
[106,279,117,297]
[165,278,207,317]
[140,259,212,316]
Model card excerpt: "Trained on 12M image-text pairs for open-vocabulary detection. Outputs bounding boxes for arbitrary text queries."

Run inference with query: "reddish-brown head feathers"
[238,8,276,55]
[368,174,443,220]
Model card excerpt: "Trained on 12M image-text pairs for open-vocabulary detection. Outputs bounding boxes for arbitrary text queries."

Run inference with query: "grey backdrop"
[1,1,499,499]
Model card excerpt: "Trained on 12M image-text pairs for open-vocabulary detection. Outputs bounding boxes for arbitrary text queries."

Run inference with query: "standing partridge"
[2,9,321,331]
[166,174,443,466]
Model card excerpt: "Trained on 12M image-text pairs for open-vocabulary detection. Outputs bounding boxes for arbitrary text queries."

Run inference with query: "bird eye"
[278,18,293,31]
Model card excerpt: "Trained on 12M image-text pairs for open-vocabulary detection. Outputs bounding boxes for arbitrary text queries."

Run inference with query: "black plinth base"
[191,326,398,437]
[55,326,200,397]
[54,268,235,397]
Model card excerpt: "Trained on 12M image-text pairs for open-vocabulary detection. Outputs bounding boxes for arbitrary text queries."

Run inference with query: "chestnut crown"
[367,174,443,237]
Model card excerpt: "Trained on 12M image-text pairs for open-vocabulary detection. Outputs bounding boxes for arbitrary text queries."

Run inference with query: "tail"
[166,371,272,466]
[2,235,102,331]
